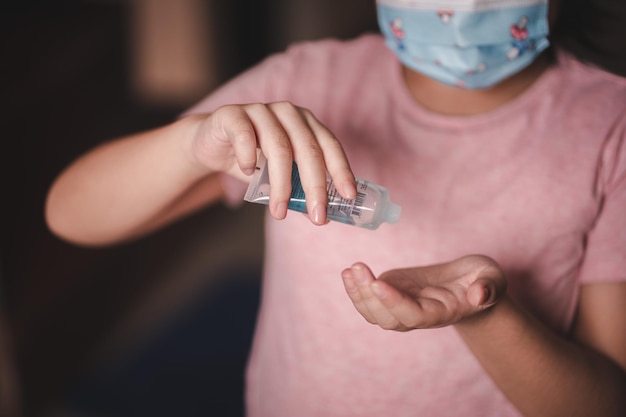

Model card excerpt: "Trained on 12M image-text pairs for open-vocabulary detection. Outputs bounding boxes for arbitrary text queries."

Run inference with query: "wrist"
[175,113,217,177]
[455,294,510,332]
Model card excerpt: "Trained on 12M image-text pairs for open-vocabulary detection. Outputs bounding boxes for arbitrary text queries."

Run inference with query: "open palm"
[341,255,507,331]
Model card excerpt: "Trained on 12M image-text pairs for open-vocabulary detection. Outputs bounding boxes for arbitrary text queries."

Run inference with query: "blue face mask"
[377,0,550,89]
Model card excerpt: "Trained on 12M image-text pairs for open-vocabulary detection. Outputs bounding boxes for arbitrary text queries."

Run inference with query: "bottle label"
[289,162,368,225]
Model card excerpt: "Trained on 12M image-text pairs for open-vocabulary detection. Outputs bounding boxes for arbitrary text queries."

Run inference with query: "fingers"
[467,277,505,309]
[265,102,330,223]
[211,105,260,176]
[370,280,440,329]
[451,255,507,309]
[241,103,296,219]
[342,263,421,331]
[342,263,396,328]
[467,279,490,307]
[300,109,357,200]
[213,102,355,224]
[341,256,508,332]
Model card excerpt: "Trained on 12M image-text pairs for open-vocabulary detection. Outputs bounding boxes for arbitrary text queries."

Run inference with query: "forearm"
[46,115,220,246]
[454,295,626,417]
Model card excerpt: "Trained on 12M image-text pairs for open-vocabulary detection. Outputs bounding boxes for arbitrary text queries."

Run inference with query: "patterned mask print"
[377,0,550,89]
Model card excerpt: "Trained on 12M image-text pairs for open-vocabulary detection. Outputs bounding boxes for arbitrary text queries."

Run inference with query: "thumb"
[467,277,505,309]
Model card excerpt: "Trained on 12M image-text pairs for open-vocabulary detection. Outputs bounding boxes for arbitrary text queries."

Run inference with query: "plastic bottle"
[244,154,401,230]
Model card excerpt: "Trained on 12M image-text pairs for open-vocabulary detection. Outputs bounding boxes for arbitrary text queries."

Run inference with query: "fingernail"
[352,266,368,283]
[275,202,287,219]
[341,271,357,291]
[481,287,491,305]
[312,203,326,225]
[242,167,255,176]
[342,181,357,199]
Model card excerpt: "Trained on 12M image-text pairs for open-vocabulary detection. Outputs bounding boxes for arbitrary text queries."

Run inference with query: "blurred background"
[1,1,377,416]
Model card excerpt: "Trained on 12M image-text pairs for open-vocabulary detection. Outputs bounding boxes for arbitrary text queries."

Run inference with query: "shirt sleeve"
[578,116,626,284]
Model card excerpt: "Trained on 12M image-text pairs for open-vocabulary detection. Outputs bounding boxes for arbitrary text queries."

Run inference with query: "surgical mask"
[377,0,550,89]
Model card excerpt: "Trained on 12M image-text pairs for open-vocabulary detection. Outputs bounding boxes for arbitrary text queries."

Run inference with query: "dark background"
[1,1,376,416]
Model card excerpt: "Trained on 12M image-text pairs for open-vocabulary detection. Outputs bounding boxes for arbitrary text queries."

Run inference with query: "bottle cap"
[384,201,402,224]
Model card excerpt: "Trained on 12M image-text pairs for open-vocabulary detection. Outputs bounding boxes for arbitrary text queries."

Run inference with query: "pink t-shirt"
[185,34,626,417]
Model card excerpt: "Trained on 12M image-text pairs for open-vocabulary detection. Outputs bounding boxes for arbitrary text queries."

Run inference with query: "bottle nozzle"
[384,202,402,224]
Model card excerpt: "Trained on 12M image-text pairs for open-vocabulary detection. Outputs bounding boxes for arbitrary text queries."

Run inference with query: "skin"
[341,260,626,417]
[46,103,357,245]
[45,1,625,415]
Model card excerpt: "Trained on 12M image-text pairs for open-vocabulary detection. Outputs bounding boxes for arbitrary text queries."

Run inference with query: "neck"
[402,52,553,116]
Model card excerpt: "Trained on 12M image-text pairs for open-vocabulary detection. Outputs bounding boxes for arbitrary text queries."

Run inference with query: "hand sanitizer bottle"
[244,154,401,230]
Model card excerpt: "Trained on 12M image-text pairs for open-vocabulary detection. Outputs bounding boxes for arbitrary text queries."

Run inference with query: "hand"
[189,102,357,224]
[341,255,507,331]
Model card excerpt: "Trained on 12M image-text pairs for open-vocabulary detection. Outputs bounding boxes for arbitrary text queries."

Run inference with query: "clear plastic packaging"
[244,154,401,230]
